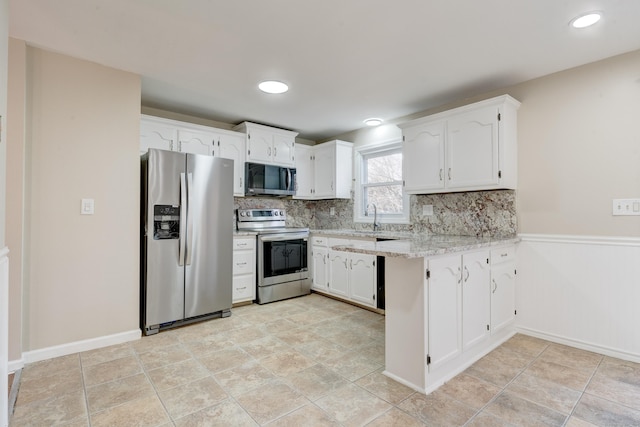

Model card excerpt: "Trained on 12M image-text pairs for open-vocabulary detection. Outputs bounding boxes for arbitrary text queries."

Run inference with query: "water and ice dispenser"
[153,205,180,240]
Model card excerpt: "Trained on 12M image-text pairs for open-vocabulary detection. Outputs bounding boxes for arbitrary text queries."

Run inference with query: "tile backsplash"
[235,189,516,237]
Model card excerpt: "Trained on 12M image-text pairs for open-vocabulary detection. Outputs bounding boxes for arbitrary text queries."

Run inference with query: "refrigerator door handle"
[179,172,187,266]
[186,172,195,266]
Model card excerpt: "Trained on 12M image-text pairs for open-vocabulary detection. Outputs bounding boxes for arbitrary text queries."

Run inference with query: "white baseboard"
[382,370,425,394]
[22,329,141,365]
[516,327,640,364]
[7,358,23,373]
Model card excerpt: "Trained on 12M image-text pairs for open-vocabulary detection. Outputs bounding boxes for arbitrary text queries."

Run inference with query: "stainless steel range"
[236,208,311,304]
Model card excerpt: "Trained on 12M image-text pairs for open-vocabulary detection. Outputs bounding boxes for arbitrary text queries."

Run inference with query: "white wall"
[20,47,141,356]
[0,0,9,423]
[6,38,24,365]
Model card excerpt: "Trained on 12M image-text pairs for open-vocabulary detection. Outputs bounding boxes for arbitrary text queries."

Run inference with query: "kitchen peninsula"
[332,233,519,393]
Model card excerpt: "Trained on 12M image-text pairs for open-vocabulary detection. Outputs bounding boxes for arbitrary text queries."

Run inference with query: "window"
[354,140,409,224]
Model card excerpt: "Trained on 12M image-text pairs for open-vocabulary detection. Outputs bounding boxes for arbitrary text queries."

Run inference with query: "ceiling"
[9,1,640,141]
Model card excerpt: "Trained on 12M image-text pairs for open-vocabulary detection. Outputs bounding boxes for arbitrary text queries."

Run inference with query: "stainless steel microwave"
[245,162,297,197]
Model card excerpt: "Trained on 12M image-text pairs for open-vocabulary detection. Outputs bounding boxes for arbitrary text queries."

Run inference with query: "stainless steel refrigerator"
[141,148,233,335]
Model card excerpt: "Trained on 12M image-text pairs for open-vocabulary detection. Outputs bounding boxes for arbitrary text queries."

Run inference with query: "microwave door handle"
[186,173,194,266]
[179,173,187,266]
[287,168,292,191]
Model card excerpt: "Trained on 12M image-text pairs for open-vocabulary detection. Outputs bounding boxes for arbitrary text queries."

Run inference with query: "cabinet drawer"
[328,238,352,249]
[233,237,255,251]
[233,252,255,275]
[233,274,255,301]
[491,246,516,265]
[311,236,328,247]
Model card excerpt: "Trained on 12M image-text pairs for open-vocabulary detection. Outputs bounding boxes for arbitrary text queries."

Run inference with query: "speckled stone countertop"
[310,229,415,240]
[313,229,519,258]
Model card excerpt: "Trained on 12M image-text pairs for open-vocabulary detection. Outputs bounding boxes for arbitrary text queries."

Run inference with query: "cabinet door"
[140,120,176,154]
[349,253,377,307]
[218,132,246,197]
[447,106,499,189]
[294,144,314,199]
[247,128,273,163]
[177,129,215,155]
[328,250,350,298]
[272,134,295,166]
[313,143,336,198]
[233,274,255,303]
[311,246,329,291]
[402,121,446,193]
[462,251,491,350]
[491,262,516,334]
[427,255,462,371]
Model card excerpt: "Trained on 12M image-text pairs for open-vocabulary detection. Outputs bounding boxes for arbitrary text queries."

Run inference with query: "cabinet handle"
[448,168,452,180]
[273,147,277,156]
[464,266,470,282]
[350,259,353,269]
[236,262,247,266]
[240,177,242,188]
[236,286,247,291]
[268,147,271,156]
[457,266,462,284]
[439,169,443,181]
[492,279,498,293]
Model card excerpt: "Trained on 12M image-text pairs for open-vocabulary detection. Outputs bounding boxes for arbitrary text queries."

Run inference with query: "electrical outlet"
[612,199,640,216]
[330,207,336,216]
[422,205,434,216]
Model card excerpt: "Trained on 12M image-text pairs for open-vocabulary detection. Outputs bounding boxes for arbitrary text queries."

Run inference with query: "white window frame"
[354,139,409,225]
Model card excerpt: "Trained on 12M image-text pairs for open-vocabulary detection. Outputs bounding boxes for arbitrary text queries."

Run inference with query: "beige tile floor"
[10,293,640,426]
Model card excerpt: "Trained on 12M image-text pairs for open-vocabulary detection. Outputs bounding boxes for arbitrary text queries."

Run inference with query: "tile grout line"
[461,341,552,427]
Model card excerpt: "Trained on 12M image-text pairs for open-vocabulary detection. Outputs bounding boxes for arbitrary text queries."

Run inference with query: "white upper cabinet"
[400,95,520,194]
[216,132,246,197]
[140,115,246,197]
[233,122,298,167]
[294,144,314,198]
[294,140,353,200]
[402,121,445,193]
[178,128,216,156]
[140,119,176,154]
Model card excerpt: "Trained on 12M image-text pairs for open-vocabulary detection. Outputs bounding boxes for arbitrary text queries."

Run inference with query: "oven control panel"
[237,209,287,221]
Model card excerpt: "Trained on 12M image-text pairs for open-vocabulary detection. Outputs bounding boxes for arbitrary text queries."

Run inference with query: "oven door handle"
[259,232,309,242]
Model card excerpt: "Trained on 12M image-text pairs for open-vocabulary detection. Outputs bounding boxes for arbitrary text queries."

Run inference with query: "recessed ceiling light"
[258,80,289,94]
[570,12,602,28]
[364,118,383,126]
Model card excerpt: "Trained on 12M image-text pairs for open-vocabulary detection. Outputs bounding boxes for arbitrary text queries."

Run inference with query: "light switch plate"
[81,198,94,215]
[612,199,640,216]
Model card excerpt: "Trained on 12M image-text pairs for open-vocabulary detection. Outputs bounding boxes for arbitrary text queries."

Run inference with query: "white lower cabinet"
[348,252,377,307]
[328,239,351,298]
[310,236,329,292]
[426,255,462,371]
[462,251,491,350]
[426,249,493,374]
[310,235,377,308]
[490,246,516,333]
[233,236,256,303]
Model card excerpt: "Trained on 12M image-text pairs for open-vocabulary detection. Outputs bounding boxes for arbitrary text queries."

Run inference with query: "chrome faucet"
[367,203,381,232]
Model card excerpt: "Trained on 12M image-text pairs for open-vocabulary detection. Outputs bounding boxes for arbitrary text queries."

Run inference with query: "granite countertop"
[310,229,415,240]
[313,229,519,258]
